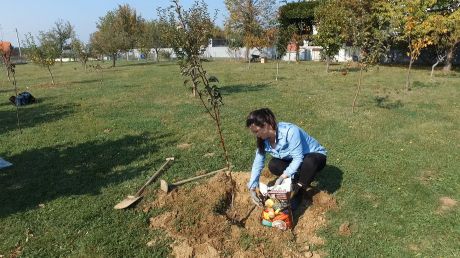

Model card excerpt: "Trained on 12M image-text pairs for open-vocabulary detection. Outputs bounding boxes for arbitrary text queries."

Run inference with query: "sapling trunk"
[406,58,413,91]
[100,68,103,84]
[47,66,55,85]
[7,63,21,132]
[352,64,364,113]
[213,106,230,170]
[431,59,441,78]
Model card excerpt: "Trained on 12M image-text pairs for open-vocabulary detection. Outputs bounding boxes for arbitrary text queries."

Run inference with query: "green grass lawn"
[0,59,459,257]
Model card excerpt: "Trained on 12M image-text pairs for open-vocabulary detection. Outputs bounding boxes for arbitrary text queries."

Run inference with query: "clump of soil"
[147,172,337,257]
[338,222,352,236]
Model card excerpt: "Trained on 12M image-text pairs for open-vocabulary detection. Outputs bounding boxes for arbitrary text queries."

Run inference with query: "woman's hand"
[250,189,262,207]
[274,174,288,186]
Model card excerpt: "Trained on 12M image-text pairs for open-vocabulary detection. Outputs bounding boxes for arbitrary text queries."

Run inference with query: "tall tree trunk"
[47,66,55,85]
[4,62,11,81]
[406,58,414,91]
[352,64,363,113]
[296,42,300,62]
[326,56,330,73]
[112,53,117,67]
[443,46,455,71]
[60,44,63,64]
[155,49,159,62]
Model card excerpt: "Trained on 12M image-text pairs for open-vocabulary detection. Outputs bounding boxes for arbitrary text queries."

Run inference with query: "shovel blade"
[114,195,143,209]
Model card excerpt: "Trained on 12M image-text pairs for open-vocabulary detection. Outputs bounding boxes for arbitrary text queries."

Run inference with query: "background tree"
[346,0,393,112]
[115,4,145,52]
[92,4,144,67]
[161,0,230,170]
[91,11,125,67]
[225,29,244,60]
[51,19,75,64]
[24,33,59,84]
[71,38,93,70]
[313,0,348,72]
[428,0,460,71]
[391,0,433,90]
[277,1,318,61]
[224,0,278,60]
[138,20,169,62]
[440,8,459,71]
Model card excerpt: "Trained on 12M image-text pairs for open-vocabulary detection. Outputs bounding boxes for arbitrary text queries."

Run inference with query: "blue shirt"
[248,122,327,189]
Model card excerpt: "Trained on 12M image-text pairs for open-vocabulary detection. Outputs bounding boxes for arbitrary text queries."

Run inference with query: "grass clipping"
[147,172,337,257]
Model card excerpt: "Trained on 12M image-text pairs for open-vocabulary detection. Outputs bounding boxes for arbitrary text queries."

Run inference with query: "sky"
[0,0,229,44]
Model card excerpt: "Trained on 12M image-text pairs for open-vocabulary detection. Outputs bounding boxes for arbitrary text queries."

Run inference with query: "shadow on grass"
[256,164,344,229]
[219,84,268,95]
[71,78,103,84]
[0,88,14,93]
[0,132,176,218]
[0,100,14,108]
[292,165,343,229]
[374,96,404,109]
[118,61,177,68]
[0,101,75,136]
[156,62,177,67]
[316,165,343,194]
[119,61,159,67]
[412,80,438,88]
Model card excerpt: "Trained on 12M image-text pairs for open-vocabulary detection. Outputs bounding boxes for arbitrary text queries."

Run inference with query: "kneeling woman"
[246,108,327,206]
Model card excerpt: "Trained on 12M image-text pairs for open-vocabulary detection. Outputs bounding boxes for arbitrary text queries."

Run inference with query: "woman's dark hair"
[246,108,277,154]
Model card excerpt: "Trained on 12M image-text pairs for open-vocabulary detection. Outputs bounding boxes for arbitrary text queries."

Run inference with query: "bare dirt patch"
[146,172,337,257]
[437,196,458,213]
[417,170,438,185]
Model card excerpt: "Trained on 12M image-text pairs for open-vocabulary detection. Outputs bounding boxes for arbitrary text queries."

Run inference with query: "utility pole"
[15,28,22,58]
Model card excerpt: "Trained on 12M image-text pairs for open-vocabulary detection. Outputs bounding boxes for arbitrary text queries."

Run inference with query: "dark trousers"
[268,153,327,188]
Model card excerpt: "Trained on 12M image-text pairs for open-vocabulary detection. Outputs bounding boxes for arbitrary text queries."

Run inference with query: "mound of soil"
[147,172,337,257]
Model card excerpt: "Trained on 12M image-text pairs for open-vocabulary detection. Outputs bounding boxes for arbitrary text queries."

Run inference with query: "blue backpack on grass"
[9,92,36,106]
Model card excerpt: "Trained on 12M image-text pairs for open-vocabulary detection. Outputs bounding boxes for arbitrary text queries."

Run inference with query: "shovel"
[114,157,174,209]
[160,166,231,193]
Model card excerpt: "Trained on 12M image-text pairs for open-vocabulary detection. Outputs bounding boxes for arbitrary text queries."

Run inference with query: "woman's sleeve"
[283,127,304,177]
[247,149,266,189]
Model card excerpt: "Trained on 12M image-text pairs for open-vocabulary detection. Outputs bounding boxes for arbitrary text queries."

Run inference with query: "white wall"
[113,42,359,63]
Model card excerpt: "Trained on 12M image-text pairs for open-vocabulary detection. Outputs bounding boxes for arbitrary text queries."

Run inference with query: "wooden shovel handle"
[135,157,174,196]
[172,166,231,186]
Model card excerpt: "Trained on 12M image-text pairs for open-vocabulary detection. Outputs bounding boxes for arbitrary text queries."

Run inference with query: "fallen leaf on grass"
[9,242,22,258]
[177,143,191,150]
[146,240,157,247]
[203,152,214,157]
